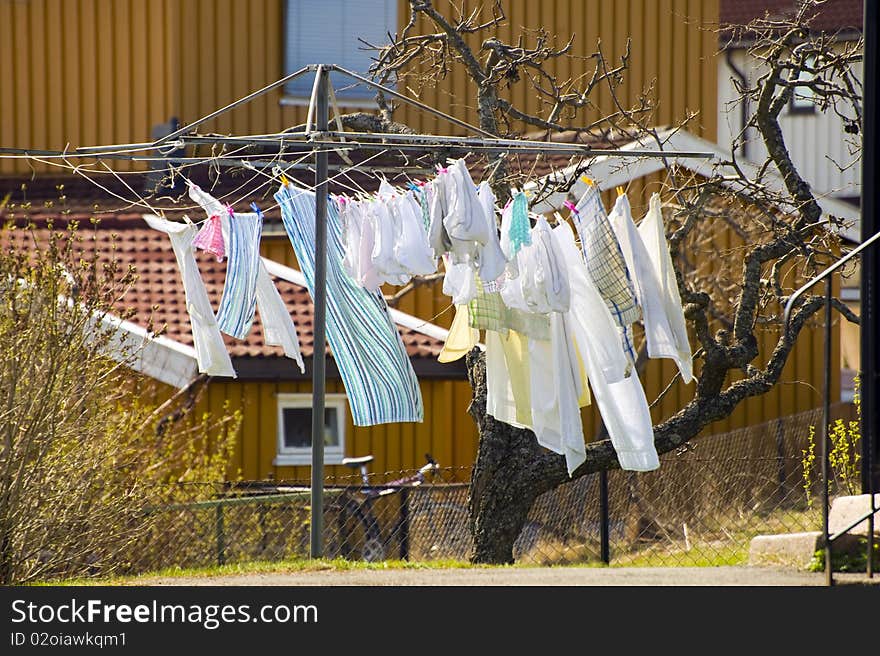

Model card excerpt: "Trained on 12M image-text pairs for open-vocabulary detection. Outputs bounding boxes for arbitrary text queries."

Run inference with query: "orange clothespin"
[580,175,595,186]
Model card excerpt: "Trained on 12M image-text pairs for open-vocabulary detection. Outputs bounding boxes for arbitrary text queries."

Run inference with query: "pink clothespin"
[436,164,448,174]
[563,200,579,215]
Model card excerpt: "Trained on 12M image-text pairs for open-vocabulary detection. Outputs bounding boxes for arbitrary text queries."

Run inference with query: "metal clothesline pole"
[310,65,330,559]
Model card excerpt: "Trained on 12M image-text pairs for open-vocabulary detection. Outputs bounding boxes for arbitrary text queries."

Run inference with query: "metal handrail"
[781,230,879,586]
[783,229,880,329]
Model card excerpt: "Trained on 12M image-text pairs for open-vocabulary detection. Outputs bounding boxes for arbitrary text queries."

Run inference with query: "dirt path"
[140,566,879,586]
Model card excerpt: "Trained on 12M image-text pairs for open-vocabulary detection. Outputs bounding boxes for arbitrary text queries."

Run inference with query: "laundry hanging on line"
[420,165,693,475]
[187,182,305,373]
[144,160,691,472]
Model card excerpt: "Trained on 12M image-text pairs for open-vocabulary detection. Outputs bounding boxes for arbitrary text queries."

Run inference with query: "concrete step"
[829,493,880,537]
[749,531,862,568]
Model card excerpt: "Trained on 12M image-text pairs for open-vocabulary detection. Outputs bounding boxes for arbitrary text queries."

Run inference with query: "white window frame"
[274,393,347,466]
[281,0,397,106]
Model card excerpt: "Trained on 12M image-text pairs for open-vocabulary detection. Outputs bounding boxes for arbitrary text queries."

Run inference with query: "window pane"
[282,407,339,449]
[284,0,396,97]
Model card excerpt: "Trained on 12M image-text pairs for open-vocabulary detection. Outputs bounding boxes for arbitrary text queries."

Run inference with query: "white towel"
[255,261,305,373]
[637,194,694,383]
[144,214,236,378]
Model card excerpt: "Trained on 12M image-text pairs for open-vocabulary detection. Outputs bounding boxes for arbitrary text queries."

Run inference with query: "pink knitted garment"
[192,214,225,261]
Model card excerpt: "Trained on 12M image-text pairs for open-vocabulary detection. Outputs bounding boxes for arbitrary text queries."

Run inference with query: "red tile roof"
[1,175,445,362]
[720,0,863,34]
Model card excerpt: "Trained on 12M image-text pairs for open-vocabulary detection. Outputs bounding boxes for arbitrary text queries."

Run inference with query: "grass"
[44,558,484,586]
[43,507,826,583]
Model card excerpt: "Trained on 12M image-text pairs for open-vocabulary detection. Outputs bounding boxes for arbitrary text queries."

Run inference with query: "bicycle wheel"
[324,497,387,562]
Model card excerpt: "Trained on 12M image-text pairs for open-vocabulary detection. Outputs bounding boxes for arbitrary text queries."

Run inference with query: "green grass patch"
[44,558,485,586]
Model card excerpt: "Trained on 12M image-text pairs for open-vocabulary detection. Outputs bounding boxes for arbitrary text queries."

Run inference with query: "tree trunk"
[466,348,549,564]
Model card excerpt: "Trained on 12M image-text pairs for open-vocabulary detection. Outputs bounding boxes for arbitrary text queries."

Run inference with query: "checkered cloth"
[469,278,508,334]
[572,184,641,332]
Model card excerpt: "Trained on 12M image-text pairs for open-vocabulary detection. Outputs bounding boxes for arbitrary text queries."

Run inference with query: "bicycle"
[324,453,472,562]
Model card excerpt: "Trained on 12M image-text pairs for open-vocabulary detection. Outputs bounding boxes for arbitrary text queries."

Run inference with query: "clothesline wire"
[17,141,267,214]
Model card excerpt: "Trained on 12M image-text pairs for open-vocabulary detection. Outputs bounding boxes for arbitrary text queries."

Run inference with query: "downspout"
[725,48,750,160]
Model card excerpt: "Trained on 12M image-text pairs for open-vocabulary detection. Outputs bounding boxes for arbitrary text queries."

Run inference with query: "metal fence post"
[599,470,610,564]
[823,276,833,586]
[863,0,878,580]
[215,504,226,567]
[399,487,410,561]
[310,65,330,559]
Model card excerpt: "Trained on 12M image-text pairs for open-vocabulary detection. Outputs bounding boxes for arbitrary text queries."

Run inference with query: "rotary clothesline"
[0,63,714,558]
[133,156,694,476]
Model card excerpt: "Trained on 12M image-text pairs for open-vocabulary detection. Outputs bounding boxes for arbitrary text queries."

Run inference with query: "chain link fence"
[120,404,856,574]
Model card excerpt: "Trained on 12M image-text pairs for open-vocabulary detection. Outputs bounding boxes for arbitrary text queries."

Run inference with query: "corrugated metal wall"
[1,1,719,163]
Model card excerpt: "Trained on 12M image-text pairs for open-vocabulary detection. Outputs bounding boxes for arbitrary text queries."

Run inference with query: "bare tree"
[343,0,868,564]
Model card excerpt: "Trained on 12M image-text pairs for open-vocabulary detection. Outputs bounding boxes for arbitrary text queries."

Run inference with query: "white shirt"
[553,221,659,471]
[393,191,437,276]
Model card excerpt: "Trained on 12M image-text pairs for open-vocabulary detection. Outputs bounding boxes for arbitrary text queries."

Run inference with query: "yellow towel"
[574,335,592,408]
[438,305,480,363]
[500,330,533,426]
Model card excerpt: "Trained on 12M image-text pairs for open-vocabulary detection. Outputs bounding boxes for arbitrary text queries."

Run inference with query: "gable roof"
[1,175,454,386]
[720,0,863,36]
[527,128,861,242]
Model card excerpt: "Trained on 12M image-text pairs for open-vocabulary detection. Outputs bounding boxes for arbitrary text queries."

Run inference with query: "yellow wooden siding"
[2,0,719,328]
[1,1,718,164]
[187,377,476,482]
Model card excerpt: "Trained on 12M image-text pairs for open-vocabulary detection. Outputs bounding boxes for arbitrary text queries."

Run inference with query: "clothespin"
[436,164,448,174]
[580,175,595,186]
[226,204,235,217]
[250,202,262,217]
[563,200,579,215]
[182,214,194,226]
[616,185,625,197]
[273,165,290,187]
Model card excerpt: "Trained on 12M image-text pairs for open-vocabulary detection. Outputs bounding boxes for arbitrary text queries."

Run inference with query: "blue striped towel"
[216,210,263,340]
[275,183,424,426]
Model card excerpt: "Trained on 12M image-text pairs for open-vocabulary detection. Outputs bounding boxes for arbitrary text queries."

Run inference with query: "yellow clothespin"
[279,172,290,187]
[580,175,595,186]
[616,185,625,197]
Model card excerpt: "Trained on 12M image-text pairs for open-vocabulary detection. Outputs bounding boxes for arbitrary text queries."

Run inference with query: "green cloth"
[469,279,508,334]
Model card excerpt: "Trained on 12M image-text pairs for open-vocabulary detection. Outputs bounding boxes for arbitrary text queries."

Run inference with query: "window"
[789,56,816,114]
[275,394,346,465]
[283,0,397,103]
